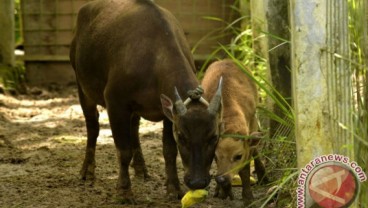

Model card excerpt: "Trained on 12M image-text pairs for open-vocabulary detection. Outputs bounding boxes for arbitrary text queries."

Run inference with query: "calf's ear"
[219,121,225,134]
[249,131,264,146]
[160,94,174,122]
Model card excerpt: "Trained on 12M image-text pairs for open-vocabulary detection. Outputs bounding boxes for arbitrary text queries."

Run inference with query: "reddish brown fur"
[202,60,258,135]
[202,59,266,205]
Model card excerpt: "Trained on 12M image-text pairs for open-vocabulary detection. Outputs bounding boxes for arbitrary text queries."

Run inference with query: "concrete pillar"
[291,0,355,206]
[291,0,352,167]
[291,0,333,168]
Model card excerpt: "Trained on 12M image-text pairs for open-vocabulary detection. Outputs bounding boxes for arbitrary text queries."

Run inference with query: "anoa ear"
[219,121,225,134]
[249,131,265,146]
[160,94,174,122]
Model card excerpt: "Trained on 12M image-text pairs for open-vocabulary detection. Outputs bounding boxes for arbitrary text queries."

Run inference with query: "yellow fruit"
[181,189,208,208]
[231,175,257,186]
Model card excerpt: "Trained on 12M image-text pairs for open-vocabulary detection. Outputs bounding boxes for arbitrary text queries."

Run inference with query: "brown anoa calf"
[201,59,268,205]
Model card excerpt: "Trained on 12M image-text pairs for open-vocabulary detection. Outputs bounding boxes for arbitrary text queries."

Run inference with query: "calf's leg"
[239,163,254,206]
[214,176,234,200]
[252,148,269,184]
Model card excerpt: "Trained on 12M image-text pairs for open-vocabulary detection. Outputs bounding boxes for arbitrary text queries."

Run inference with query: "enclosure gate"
[21,0,237,85]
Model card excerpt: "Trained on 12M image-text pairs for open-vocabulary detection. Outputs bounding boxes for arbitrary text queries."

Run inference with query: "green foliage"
[0,62,26,93]
[196,5,296,207]
[0,0,25,93]
[14,0,23,46]
[198,0,368,205]
[348,0,368,205]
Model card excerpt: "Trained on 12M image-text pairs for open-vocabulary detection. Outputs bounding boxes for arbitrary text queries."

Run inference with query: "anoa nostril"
[185,178,209,189]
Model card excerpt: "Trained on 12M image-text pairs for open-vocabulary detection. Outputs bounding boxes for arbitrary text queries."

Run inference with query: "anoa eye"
[233,154,242,162]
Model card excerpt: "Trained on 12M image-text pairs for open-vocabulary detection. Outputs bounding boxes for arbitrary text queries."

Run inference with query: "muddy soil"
[0,86,270,208]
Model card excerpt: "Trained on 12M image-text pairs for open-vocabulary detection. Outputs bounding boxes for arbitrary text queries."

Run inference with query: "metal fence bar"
[326,0,353,157]
[56,0,60,56]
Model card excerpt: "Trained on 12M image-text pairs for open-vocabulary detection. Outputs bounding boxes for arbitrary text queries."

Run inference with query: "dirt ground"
[0,85,272,208]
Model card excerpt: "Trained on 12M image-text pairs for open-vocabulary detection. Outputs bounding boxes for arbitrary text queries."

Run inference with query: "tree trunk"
[251,0,292,139]
[265,0,292,139]
[0,0,15,67]
[240,0,251,28]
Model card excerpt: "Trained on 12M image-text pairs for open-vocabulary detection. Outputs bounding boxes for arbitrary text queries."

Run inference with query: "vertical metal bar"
[326,0,333,143]
[71,0,75,29]
[178,0,181,19]
[327,0,352,157]
[337,0,342,151]
[327,0,336,146]
[193,0,196,30]
[56,0,59,56]
[222,0,226,23]
[39,0,43,54]
[344,0,352,155]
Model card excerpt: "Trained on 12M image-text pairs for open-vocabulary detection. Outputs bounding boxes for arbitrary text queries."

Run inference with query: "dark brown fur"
[201,60,267,205]
[70,0,222,204]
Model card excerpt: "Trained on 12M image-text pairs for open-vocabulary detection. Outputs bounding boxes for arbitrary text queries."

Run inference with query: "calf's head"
[215,132,262,187]
[160,79,223,190]
[215,137,251,187]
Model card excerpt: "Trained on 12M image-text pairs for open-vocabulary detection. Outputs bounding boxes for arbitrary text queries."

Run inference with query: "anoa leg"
[130,114,149,179]
[78,84,99,181]
[106,102,136,204]
[162,118,183,199]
